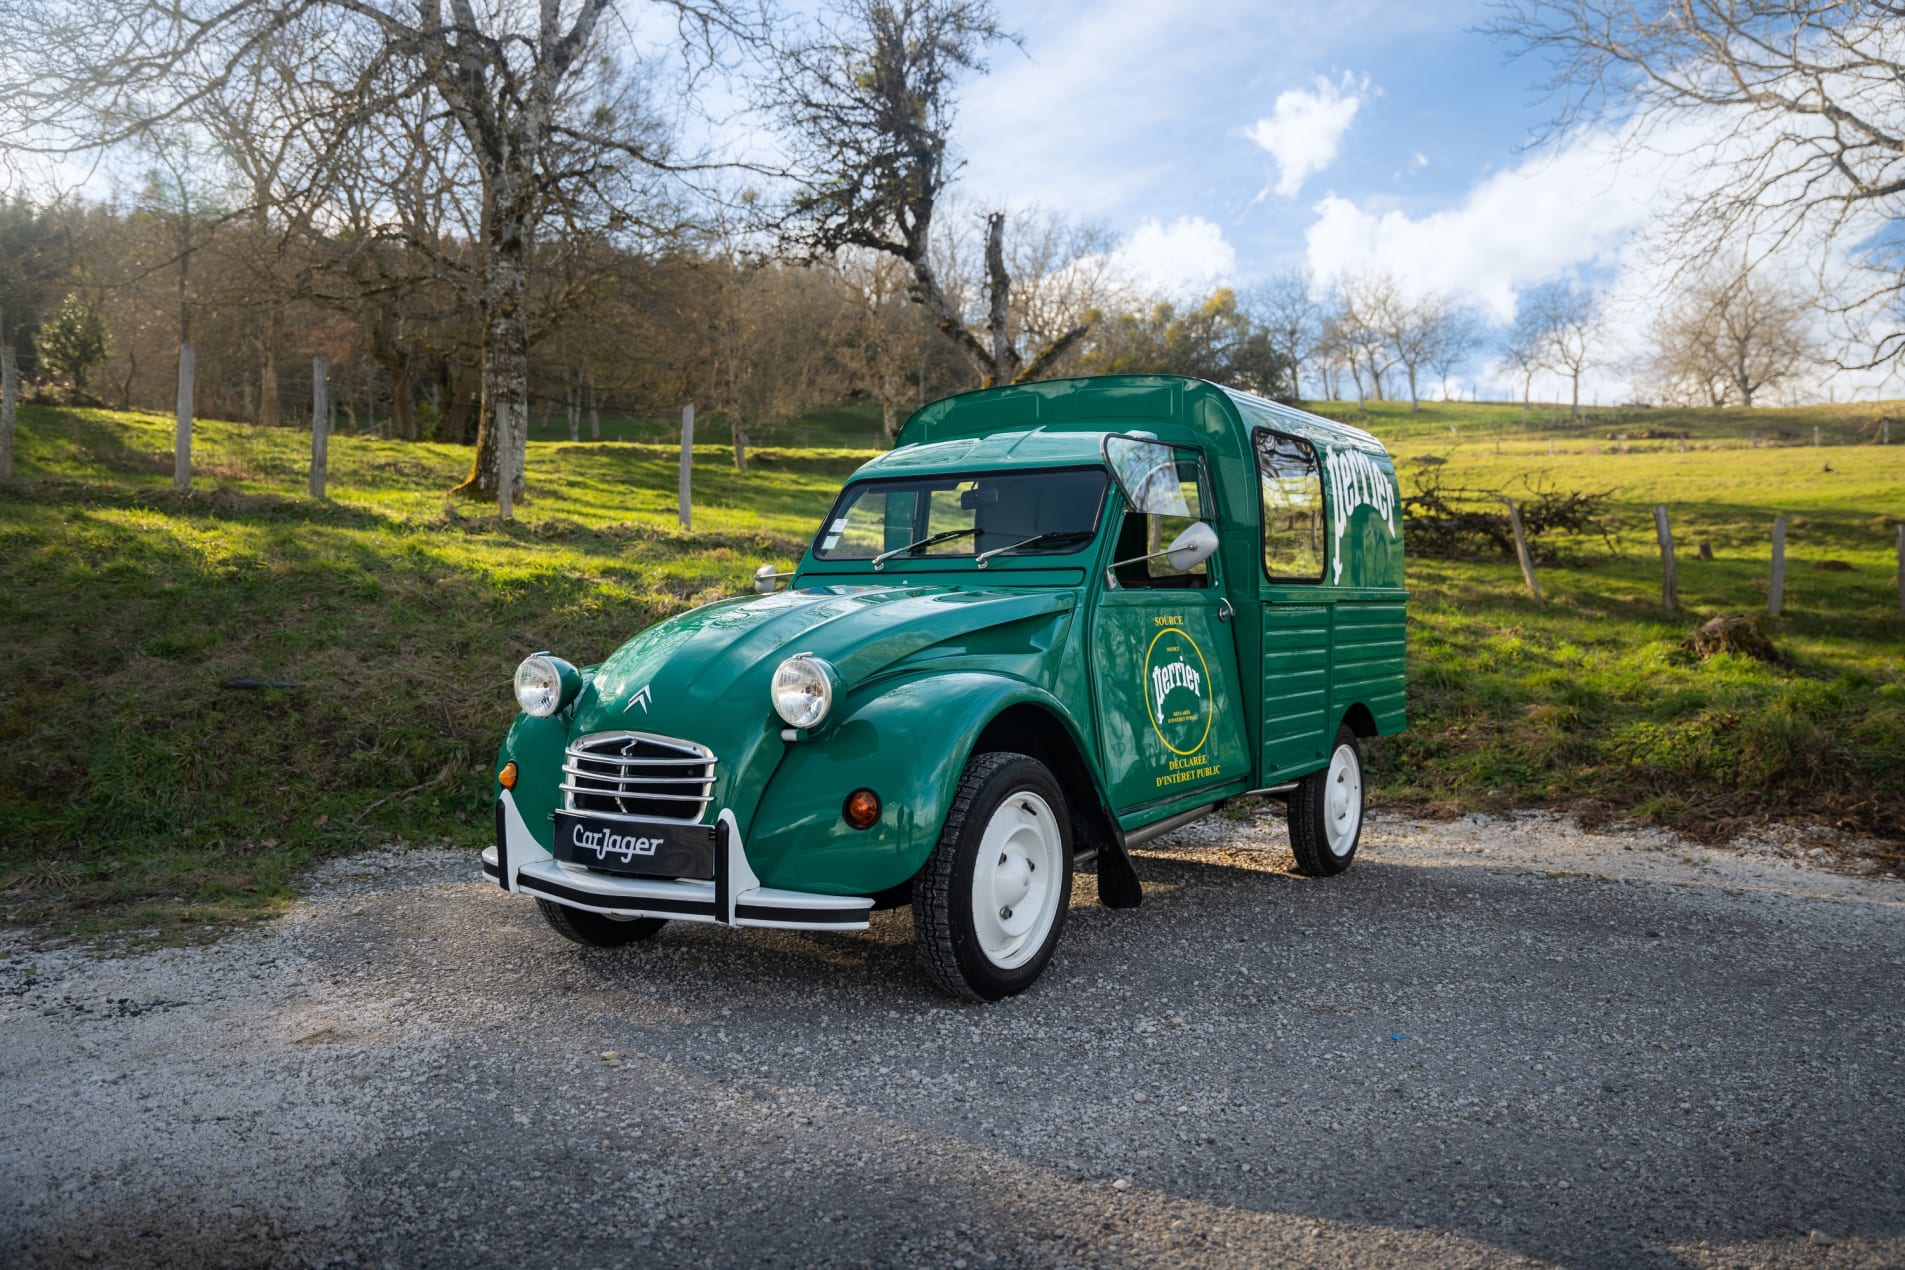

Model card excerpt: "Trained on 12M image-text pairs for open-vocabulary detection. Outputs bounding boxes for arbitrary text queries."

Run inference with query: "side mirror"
[752,564,794,594]
[1164,521,1219,572]
[1112,521,1219,574]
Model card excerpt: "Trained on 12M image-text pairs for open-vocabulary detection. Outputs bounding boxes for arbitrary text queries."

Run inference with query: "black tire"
[1287,724,1365,878]
[914,752,1073,1002]
[536,899,667,947]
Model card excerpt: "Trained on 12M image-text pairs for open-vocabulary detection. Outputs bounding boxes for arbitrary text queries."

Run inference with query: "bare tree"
[1311,299,1354,402]
[1523,282,1602,417]
[1500,310,1545,417]
[0,0,753,518]
[1378,289,1473,411]
[1487,0,1904,368]
[1426,303,1480,402]
[1249,269,1320,400]
[1649,267,1822,407]
[773,0,1093,387]
[1334,273,1403,401]
[831,250,934,439]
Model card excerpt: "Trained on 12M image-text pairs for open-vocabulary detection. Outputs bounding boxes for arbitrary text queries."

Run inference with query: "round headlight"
[771,653,836,729]
[514,655,565,717]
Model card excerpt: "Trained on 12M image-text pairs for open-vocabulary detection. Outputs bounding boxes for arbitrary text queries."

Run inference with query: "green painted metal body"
[492,375,1406,897]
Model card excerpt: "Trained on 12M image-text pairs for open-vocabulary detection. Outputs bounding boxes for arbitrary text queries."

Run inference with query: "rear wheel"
[914,752,1072,1001]
[1287,725,1365,877]
[536,899,667,947]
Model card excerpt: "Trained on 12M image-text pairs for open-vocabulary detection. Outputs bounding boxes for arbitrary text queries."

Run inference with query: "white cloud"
[1244,72,1369,199]
[1303,125,1671,324]
[953,1,1434,216]
[1112,215,1238,300]
[1300,114,1905,403]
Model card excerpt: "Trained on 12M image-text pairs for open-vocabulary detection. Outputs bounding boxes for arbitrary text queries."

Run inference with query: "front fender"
[745,673,1085,896]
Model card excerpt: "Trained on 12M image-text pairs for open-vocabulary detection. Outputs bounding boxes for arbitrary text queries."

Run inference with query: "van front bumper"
[481,790,872,931]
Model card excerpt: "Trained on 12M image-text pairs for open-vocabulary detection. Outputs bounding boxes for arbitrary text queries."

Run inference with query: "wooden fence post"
[1653,504,1677,612]
[0,344,16,482]
[678,402,694,529]
[1814,424,1821,447]
[309,355,329,499]
[174,343,194,490]
[1504,498,1543,602]
[1768,515,1786,617]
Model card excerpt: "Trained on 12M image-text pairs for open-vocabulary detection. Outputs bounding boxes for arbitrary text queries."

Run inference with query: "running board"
[1122,803,1221,850]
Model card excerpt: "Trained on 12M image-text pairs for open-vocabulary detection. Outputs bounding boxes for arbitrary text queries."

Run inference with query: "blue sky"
[938,0,1892,402]
[954,0,1554,289]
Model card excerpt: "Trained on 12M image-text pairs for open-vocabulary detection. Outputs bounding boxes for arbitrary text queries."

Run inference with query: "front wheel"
[536,899,667,947]
[914,752,1073,1001]
[1287,725,1365,877]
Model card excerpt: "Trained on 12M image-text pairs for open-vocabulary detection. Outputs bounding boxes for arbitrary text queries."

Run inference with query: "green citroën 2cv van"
[483,375,1406,1000]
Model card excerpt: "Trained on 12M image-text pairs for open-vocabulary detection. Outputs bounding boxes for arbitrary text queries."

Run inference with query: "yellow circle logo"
[1144,628,1214,757]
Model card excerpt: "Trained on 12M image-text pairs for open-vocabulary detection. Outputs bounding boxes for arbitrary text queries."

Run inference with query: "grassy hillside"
[1,400,1900,939]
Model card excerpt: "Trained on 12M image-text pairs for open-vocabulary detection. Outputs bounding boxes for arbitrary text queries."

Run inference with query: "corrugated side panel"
[1331,602,1407,733]
[1261,605,1333,778]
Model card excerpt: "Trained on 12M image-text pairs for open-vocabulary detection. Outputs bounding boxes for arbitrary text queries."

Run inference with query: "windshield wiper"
[871,527,978,568]
[974,529,1094,568]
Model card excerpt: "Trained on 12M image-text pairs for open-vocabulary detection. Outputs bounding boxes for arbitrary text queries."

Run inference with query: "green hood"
[567,585,1076,818]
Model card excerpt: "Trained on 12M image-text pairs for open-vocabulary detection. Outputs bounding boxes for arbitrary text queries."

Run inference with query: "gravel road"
[3,810,1901,1269]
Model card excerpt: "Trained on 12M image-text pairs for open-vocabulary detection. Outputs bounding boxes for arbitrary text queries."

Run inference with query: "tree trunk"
[256,313,279,427]
[982,211,1018,386]
[1570,370,1581,417]
[392,357,418,440]
[567,368,579,442]
[1407,364,1421,411]
[374,343,418,441]
[587,374,599,440]
[0,344,16,482]
[881,397,898,440]
[443,365,478,444]
[451,202,532,517]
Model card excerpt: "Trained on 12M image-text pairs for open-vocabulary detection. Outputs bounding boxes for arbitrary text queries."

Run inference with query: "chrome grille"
[562,730,716,824]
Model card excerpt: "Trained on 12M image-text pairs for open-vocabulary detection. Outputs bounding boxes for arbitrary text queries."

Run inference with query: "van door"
[1254,429,1335,782]
[1089,441,1251,815]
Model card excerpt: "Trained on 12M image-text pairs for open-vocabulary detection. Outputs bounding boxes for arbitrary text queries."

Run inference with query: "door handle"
[1218,598,1235,622]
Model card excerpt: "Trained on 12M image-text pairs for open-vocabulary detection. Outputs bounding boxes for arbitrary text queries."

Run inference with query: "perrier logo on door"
[1144,616,1221,787]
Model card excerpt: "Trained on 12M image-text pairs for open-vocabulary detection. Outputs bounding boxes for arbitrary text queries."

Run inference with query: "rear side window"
[1254,430,1325,582]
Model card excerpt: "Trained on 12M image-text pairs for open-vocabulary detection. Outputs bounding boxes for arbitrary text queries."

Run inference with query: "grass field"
[1,398,1900,939]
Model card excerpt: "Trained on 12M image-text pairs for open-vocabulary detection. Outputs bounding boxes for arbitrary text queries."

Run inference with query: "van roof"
[894,375,1388,459]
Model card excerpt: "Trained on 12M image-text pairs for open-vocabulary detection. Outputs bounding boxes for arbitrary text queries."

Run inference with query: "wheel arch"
[1337,701,1379,740]
[971,699,1121,863]
[746,673,1106,896]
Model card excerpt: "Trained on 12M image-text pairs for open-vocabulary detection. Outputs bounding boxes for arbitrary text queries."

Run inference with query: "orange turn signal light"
[498,761,518,790]
[843,788,881,830]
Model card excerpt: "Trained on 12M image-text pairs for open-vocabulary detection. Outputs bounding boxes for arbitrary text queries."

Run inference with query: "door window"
[1254,430,1325,582]
[1104,435,1215,589]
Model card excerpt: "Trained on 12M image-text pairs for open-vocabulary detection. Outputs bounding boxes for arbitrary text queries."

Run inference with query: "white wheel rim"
[969,790,1063,970]
[1323,743,1363,857]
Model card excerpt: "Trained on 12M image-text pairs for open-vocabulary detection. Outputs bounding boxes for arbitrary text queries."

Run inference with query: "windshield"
[813,467,1111,562]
